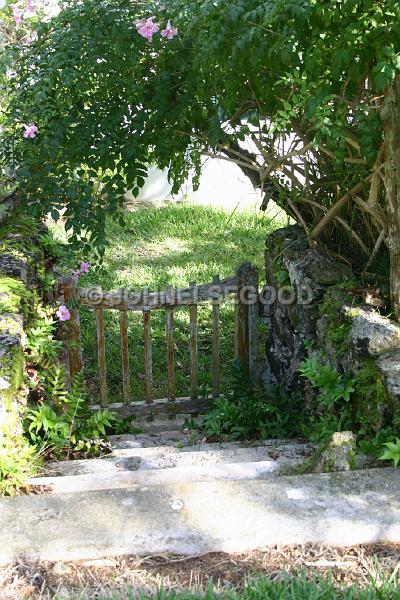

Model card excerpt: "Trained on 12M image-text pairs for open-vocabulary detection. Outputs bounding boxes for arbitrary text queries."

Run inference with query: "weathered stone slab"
[28,460,290,494]
[1,468,399,564]
[349,308,400,357]
[377,349,400,403]
[43,441,315,476]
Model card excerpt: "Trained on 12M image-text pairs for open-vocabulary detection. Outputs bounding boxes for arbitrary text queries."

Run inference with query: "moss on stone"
[352,358,396,434]
[0,277,32,315]
[0,210,46,495]
[286,432,357,475]
[318,285,398,439]
[319,292,353,353]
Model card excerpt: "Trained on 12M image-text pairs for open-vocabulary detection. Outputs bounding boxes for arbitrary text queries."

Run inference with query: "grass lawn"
[55,203,281,403]
[70,572,399,599]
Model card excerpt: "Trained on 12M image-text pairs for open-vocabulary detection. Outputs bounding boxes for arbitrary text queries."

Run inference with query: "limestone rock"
[376,350,400,404]
[265,225,354,390]
[285,250,352,304]
[349,308,400,357]
[0,254,29,283]
[312,432,357,473]
[0,314,25,400]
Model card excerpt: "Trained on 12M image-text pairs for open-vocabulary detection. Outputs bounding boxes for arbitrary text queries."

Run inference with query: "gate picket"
[96,307,108,407]
[143,310,153,404]
[166,307,176,402]
[119,310,131,405]
[212,275,221,398]
[189,282,198,401]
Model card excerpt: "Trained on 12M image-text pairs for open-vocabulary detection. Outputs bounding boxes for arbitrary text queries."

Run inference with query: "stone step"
[28,460,285,494]
[109,435,313,452]
[43,441,315,477]
[132,413,198,435]
[2,468,399,564]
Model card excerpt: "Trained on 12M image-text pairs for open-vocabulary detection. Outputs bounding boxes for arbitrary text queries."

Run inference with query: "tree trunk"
[382,75,400,321]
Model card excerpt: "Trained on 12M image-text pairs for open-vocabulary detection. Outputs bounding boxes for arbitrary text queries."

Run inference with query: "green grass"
[59,571,400,599]
[56,203,281,403]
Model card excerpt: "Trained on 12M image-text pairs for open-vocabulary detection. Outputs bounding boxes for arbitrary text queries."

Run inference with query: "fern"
[41,362,68,410]
[202,361,302,441]
[299,356,355,407]
[66,370,88,420]
[24,313,121,457]
[26,317,62,362]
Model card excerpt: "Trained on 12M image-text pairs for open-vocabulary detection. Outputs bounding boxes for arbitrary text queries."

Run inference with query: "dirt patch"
[1,544,399,599]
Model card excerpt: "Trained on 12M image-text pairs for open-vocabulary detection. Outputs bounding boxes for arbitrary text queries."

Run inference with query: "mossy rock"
[0,212,46,288]
[288,432,357,475]
[0,277,32,316]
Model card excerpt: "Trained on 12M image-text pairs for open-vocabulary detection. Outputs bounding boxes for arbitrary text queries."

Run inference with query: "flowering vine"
[56,262,90,321]
[72,261,90,283]
[136,16,178,42]
[11,0,38,24]
[161,20,178,40]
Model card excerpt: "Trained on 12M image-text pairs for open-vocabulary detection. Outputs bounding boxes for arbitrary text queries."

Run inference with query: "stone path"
[1,416,399,565]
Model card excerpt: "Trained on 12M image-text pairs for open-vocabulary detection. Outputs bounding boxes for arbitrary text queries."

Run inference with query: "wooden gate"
[61,262,259,415]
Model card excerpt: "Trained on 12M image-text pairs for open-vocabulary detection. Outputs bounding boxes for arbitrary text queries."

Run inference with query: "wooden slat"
[166,307,175,402]
[119,310,131,405]
[234,299,239,360]
[143,310,153,404]
[63,277,83,379]
[95,308,108,406]
[78,275,238,310]
[212,275,220,398]
[235,262,251,368]
[189,282,198,401]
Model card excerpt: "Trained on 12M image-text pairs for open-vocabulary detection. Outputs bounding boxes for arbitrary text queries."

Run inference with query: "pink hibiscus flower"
[11,3,24,25]
[22,123,38,138]
[25,0,37,17]
[136,17,159,42]
[161,20,178,40]
[79,262,91,274]
[56,305,71,322]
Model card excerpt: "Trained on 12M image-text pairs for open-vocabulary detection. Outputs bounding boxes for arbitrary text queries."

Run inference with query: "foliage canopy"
[2,0,400,262]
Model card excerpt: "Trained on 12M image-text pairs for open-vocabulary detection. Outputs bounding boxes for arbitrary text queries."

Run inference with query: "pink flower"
[161,20,178,40]
[72,270,80,283]
[22,123,38,138]
[136,17,159,42]
[79,262,90,274]
[25,0,37,17]
[56,305,71,322]
[12,3,24,24]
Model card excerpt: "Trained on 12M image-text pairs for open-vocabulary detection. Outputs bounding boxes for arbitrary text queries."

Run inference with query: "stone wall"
[264,225,400,432]
[0,210,48,490]
[0,192,18,227]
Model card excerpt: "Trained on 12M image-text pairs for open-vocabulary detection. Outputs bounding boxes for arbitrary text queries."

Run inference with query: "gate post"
[63,276,83,379]
[235,262,259,382]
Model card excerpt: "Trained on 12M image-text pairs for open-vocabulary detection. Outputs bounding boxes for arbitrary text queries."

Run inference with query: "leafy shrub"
[25,370,120,458]
[24,310,122,458]
[202,362,302,442]
[379,438,400,467]
[0,435,41,496]
[298,355,356,442]
[298,357,355,407]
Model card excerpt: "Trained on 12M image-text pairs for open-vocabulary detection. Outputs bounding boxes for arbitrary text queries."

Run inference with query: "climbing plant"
[2,0,400,313]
